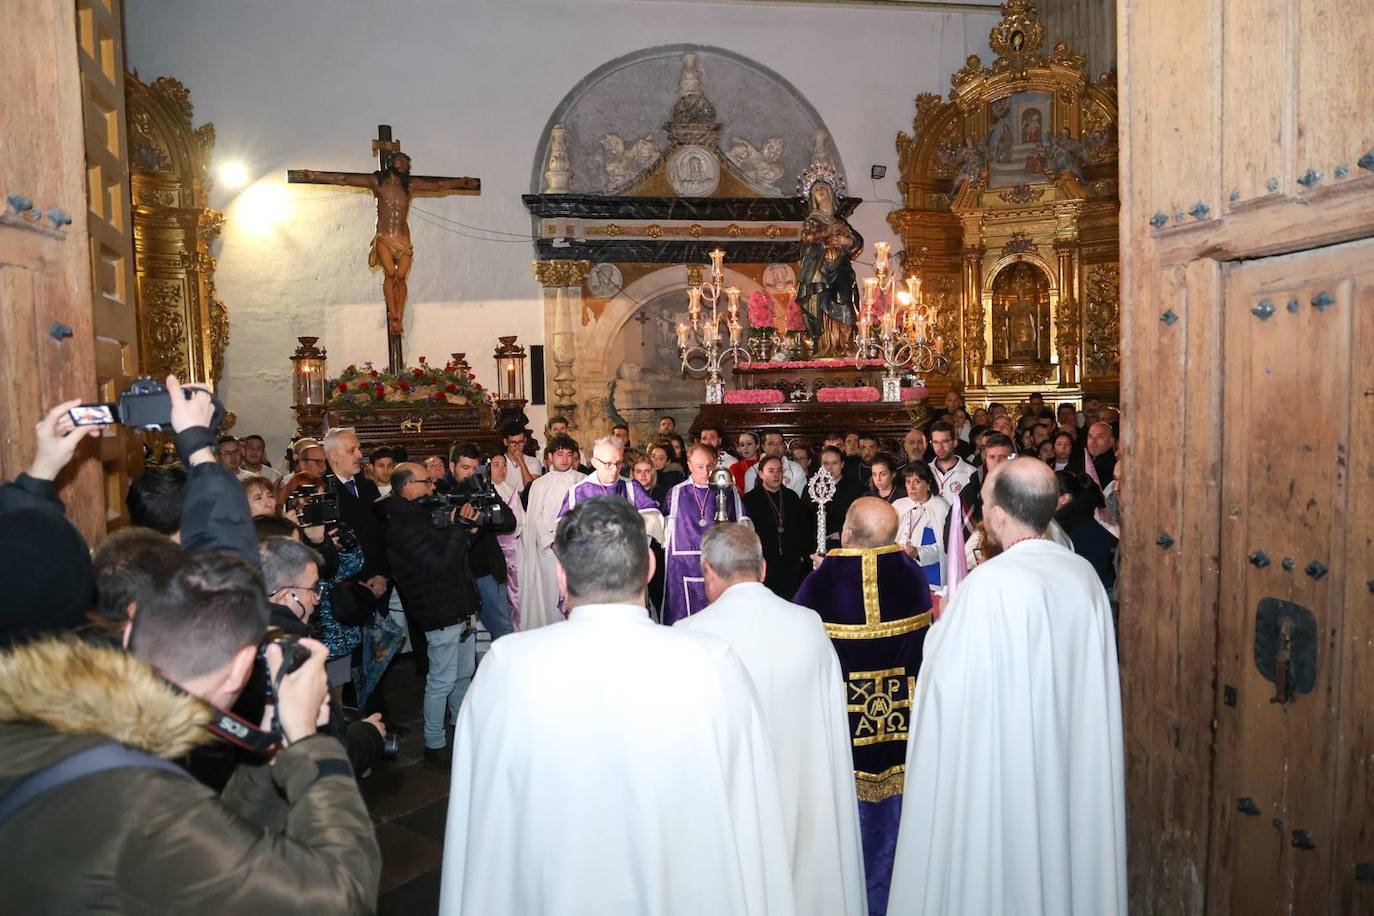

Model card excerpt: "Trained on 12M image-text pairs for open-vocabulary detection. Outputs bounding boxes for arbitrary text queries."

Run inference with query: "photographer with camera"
[0,549,380,911]
[385,462,484,771]
[449,442,518,639]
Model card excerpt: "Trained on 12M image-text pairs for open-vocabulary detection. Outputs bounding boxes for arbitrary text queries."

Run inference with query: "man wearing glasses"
[384,461,484,771]
[558,436,665,544]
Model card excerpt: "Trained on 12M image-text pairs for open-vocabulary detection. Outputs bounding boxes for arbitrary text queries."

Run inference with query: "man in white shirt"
[696,424,737,466]
[440,498,795,915]
[743,432,806,495]
[678,524,866,916]
[927,420,976,507]
[239,434,282,484]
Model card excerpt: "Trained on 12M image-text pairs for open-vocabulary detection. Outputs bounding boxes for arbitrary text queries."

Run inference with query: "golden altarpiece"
[125,74,229,392]
[891,0,1119,408]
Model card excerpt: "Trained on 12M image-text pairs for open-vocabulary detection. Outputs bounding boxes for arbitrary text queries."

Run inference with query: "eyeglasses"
[409,477,433,486]
[284,582,324,597]
[593,457,622,468]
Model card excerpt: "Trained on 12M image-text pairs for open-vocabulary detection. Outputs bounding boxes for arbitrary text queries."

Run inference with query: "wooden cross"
[287,125,480,373]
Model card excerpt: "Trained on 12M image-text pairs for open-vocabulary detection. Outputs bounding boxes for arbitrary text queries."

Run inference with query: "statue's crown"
[797,161,846,201]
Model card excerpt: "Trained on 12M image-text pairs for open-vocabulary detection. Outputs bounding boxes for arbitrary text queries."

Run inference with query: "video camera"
[67,377,225,432]
[418,472,506,529]
[284,489,341,529]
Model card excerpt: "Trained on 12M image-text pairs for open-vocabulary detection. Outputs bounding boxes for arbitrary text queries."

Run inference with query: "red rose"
[398,380,411,392]
[370,370,379,378]
[337,382,347,392]
[374,383,385,394]
[446,383,458,393]
[474,383,482,390]
[418,355,427,363]
[467,372,476,380]
[412,368,424,378]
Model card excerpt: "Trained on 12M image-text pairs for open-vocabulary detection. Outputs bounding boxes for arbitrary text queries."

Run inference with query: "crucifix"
[287,125,480,373]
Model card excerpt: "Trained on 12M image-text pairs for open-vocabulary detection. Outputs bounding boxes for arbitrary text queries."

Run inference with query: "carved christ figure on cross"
[287,126,480,340]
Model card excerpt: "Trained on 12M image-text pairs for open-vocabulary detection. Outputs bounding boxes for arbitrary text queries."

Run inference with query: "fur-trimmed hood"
[0,637,214,758]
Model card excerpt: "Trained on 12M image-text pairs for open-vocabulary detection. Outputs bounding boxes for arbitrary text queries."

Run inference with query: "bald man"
[793,496,934,916]
[558,436,664,543]
[889,458,1126,915]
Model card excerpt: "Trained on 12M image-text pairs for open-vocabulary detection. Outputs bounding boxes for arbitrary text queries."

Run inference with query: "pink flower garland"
[901,386,929,402]
[817,386,881,403]
[749,358,887,370]
[784,299,806,332]
[723,388,785,404]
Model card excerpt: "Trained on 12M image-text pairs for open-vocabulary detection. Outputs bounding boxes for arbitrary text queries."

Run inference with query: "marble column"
[534,259,591,427]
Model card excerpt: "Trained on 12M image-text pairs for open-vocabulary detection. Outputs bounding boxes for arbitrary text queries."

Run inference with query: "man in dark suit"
[323,427,406,668]
[742,454,815,600]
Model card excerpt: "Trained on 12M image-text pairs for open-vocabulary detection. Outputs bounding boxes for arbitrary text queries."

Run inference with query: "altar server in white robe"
[887,458,1126,916]
[441,498,796,916]
[677,523,867,916]
[515,434,584,629]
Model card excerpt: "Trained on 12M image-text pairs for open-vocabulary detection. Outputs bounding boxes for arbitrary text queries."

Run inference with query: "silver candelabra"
[676,248,752,404]
[854,242,950,400]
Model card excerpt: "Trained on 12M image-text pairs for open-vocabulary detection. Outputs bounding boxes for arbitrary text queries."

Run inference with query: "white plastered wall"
[124,0,1000,459]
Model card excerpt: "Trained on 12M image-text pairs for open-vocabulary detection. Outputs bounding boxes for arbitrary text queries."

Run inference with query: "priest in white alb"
[515,434,584,629]
[440,498,796,915]
[887,457,1126,916]
[676,523,866,916]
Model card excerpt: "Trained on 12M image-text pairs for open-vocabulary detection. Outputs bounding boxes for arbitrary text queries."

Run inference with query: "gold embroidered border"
[825,612,932,640]
[825,544,906,624]
[855,765,906,802]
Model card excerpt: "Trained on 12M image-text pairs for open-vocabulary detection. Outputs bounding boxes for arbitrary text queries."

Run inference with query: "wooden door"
[1118,0,1374,910]
[0,0,105,542]
[1211,241,1374,914]
[76,0,140,529]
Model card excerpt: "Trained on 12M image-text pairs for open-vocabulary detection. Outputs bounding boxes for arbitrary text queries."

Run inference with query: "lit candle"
[863,276,879,307]
[874,241,890,275]
[906,275,921,304]
[729,322,741,346]
[709,248,726,277]
[687,286,702,323]
[677,322,690,348]
[726,287,740,309]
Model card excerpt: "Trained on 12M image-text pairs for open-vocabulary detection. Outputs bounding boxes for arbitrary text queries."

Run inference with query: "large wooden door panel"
[1212,238,1374,914]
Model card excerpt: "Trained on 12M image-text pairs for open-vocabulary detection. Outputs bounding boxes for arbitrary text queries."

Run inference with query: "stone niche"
[524,44,856,447]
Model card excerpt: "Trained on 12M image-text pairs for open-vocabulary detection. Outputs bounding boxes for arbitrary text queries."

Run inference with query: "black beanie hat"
[0,509,94,647]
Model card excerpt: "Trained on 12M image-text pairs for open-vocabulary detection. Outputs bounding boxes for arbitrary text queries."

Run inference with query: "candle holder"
[493,336,528,430]
[676,248,751,404]
[290,336,328,407]
[854,245,949,400]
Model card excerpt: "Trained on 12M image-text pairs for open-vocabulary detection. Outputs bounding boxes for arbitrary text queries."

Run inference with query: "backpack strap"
[0,742,189,828]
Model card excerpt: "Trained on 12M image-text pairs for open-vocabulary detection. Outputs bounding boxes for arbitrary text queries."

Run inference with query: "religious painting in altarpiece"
[889,0,1119,411]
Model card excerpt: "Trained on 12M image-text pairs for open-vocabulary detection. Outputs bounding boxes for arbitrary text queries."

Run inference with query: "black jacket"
[810,474,865,546]
[179,461,259,572]
[743,485,815,601]
[384,494,478,632]
[327,473,389,581]
[452,477,517,583]
[0,473,64,516]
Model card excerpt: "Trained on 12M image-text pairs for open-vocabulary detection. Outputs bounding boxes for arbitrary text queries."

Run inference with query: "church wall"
[125,0,999,457]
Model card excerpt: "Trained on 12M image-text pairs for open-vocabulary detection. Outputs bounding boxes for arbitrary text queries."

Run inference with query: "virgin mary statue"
[795,162,862,356]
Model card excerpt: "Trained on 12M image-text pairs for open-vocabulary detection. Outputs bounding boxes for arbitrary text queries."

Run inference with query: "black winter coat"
[384,494,478,632]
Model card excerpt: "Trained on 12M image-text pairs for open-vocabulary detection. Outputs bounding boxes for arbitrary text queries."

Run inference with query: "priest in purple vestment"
[794,496,933,916]
[558,436,665,543]
[662,443,750,624]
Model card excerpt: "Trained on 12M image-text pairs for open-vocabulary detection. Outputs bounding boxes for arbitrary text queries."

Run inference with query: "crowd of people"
[0,380,1126,915]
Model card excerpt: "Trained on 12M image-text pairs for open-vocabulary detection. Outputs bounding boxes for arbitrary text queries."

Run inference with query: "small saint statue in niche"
[1007,274,1040,359]
[795,162,861,356]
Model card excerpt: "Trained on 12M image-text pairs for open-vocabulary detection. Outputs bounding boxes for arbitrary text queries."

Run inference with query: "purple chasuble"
[557,477,661,517]
[662,479,746,624]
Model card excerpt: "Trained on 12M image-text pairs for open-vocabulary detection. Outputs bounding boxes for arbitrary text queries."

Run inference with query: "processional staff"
[807,468,836,558]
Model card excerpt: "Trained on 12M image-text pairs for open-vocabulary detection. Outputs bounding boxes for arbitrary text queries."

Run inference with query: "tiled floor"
[360,658,451,914]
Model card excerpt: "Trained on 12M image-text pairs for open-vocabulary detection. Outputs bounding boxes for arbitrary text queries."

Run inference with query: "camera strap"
[172,424,218,461]
[204,706,283,756]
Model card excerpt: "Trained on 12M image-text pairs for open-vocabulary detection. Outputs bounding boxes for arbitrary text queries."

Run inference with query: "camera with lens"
[418,472,506,529]
[256,629,314,705]
[285,489,341,529]
[67,377,225,432]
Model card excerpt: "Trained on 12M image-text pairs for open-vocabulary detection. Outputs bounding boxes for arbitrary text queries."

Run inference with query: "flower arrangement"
[724,388,785,405]
[325,356,486,415]
[900,386,929,402]
[784,299,806,332]
[817,386,881,403]
[753,358,888,370]
[746,290,774,328]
